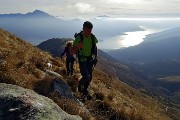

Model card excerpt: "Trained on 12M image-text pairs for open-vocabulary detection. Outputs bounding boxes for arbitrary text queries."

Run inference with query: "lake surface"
[98,26,162,50]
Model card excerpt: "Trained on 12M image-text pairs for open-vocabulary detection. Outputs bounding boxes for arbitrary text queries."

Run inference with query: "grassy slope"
[0,28,172,120]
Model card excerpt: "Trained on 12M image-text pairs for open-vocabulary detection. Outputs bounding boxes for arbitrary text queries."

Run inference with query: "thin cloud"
[74,3,95,13]
[102,0,145,4]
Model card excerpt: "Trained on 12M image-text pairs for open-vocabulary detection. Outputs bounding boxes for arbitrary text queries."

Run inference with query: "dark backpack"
[74,31,97,57]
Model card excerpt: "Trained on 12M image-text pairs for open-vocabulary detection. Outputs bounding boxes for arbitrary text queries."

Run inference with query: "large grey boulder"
[0,83,82,120]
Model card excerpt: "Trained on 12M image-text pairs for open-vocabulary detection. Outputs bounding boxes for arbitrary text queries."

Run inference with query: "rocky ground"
[0,83,82,120]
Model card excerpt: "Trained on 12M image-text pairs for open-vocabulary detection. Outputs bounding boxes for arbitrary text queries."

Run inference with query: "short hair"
[83,21,93,29]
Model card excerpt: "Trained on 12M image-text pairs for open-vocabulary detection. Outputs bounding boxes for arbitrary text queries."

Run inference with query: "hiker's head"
[83,21,93,37]
[66,41,73,47]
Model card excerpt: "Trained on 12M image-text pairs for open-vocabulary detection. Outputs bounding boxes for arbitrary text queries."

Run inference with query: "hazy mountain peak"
[26,9,51,17]
[33,9,44,13]
[0,9,52,18]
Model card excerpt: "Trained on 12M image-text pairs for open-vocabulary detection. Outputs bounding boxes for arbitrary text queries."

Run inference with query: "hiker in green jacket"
[73,21,98,98]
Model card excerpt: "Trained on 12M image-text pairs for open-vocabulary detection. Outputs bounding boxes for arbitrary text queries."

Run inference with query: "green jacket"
[73,34,98,62]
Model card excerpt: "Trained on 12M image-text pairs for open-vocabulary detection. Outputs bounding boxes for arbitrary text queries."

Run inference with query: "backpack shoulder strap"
[90,33,95,44]
[74,32,84,59]
[90,33,97,56]
[79,32,83,42]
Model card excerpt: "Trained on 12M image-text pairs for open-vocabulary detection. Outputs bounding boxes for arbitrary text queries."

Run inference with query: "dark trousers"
[78,58,93,95]
[66,57,75,75]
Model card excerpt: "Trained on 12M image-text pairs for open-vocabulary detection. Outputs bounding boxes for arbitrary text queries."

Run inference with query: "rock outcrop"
[0,83,82,120]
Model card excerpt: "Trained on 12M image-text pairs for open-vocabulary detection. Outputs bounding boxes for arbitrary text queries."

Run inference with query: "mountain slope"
[37,38,73,57]
[108,27,180,63]
[0,28,175,120]
[108,28,180,104]
[144,27,180,43]
[108,28,180,78]
[109,36,180,63]
[0,28,93,119]
[0,28,55,88]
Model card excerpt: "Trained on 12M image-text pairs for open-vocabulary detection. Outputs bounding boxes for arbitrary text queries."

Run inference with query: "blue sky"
[0,0,180,18]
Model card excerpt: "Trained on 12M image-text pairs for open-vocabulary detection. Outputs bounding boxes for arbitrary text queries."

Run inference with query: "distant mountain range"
[108,27,180,104]
[0,9,54,18]
[0,10,142,45]
[108,26,180,66]
[0,10,80,44]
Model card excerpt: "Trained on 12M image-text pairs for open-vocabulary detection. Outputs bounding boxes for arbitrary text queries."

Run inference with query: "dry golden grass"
[0,28,60,89]
[83,69,171,120]
[48,92,95,120]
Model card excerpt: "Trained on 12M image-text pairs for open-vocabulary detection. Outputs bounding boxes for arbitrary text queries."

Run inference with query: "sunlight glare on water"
[120,30,151,47]
[98,26,162,49]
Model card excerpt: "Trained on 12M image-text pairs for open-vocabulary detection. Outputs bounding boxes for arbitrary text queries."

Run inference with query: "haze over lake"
[98,26,162,50]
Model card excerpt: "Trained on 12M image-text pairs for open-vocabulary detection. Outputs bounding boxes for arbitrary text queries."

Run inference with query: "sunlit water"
[98,26,162,50]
